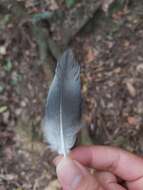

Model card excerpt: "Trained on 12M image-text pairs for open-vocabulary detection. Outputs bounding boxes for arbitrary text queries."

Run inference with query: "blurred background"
[0,0,143,189]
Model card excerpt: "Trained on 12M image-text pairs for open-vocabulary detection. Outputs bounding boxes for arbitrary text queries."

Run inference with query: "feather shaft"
[60,96,66,157]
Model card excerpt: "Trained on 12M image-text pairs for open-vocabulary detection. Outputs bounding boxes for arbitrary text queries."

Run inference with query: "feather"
[43,49,82,156]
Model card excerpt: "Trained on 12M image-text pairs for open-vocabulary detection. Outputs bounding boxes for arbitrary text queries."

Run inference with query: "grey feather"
[43,49,82,156]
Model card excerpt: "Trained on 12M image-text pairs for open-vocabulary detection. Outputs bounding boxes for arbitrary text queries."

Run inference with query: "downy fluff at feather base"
[43,49,82,156]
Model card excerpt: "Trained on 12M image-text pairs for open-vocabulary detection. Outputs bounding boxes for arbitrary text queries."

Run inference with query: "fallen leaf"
[84,48,97,64]
[25,0,35,8]
[126,81,136,97]
[136,64,143,72]
[0,106,8,113]
[4,59,12,72]
[47,0,59,10]
[0,174,17,181]
[123,40,130,48]
[113,67,121,73]
[3,146,14,160]
[0,46,6,55]
[127,116,138,125]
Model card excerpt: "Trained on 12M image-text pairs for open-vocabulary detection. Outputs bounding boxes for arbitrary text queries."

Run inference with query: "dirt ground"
[0,0,143,189]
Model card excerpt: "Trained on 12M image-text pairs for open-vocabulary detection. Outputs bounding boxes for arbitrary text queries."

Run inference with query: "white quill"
[43,49,82,156]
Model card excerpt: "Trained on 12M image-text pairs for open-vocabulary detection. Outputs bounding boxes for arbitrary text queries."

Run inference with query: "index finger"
[70,145,143,182]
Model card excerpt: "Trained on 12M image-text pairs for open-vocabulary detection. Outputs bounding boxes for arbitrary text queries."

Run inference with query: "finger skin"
[128,177,143,190]
[75,173,104,190]
[56,157,104,190]
[70,145,143,190]
[96,171,126,190]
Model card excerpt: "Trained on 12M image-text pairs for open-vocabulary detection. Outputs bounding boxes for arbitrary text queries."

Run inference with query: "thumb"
[55,158,103,190]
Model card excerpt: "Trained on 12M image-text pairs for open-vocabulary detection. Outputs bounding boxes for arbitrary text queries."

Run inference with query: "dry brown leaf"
[123,40,130,48]
[45,0,59,10]
[136,64,143,72]
[126,81,136,97]
[127,116,138,125]
[25,0,34,8]
[0,46,6,55]
[3,146,14,161]
[84,47,97,64]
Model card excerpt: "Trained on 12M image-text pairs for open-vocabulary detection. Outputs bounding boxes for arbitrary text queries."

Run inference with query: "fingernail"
[56,158,86,190]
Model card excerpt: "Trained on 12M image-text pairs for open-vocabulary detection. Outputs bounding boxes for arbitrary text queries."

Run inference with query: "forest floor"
[0,0,143,189]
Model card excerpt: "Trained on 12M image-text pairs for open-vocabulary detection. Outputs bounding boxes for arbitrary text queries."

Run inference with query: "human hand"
[54,146,143,190]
